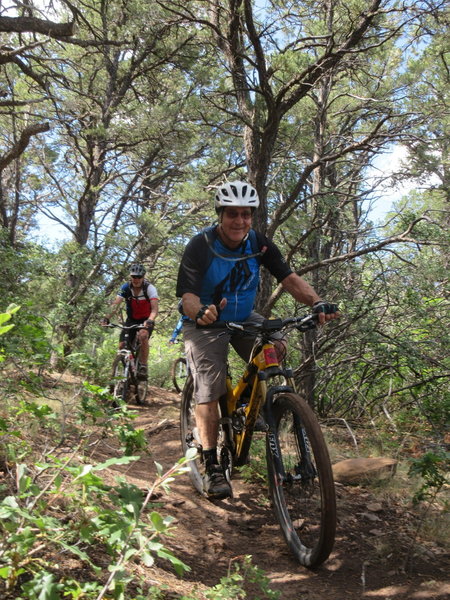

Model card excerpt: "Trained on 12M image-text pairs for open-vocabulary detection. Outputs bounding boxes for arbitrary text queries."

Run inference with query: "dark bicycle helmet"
[214,181,259,213]
[129,263,146,277]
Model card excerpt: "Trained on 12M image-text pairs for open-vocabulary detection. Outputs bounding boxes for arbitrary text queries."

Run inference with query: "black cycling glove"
[312,301,339,315]
[145,319,155,333]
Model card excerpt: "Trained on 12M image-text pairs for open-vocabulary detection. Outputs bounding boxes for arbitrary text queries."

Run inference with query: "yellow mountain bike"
[180,313,336,567]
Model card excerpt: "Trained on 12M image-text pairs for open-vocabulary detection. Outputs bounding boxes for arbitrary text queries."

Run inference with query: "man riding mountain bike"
[101,263,159,380]
[176,180,339,499]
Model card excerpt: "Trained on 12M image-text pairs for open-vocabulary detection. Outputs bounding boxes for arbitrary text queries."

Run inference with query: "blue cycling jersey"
[176,226,292,321]
[199,235,260,320]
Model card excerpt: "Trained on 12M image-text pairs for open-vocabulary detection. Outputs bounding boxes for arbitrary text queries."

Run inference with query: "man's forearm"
[148,299,158,322]
[181,293,202,321]
[281,273,321,306]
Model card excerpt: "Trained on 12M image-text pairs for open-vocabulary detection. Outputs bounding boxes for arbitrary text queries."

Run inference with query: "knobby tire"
[180,375,204,494]
[172,357,188,393]
[134,364,148,405]
[132,339,148,405]
[111,355,129,404]
[266,392,336,567]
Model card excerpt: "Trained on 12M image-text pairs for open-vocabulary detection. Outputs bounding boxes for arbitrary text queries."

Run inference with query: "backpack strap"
[122,282,132,300]
[123,281,150,302]
[142,280,150,301]
[250,230,268,264]
[203,226,267,264]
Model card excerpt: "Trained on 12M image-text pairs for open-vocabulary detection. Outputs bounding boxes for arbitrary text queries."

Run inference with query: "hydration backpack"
[202,226,267,268]
[123,281,152,320]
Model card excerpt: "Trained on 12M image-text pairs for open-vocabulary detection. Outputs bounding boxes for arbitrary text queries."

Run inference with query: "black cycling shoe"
[137,364,148,380]
[203,465,232,499]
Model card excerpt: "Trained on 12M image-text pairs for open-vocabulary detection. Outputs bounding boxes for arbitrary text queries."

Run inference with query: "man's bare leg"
[138,330,149,364]
[195,401,220,451]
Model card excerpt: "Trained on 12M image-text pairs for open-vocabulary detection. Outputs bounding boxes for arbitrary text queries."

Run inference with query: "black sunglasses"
[130,275,143,279]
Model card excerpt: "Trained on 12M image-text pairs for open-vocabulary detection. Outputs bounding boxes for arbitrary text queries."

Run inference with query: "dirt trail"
[98,387,449,600]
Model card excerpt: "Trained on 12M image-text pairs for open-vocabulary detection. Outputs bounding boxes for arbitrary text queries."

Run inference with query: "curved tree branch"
[0,16,75,39]
[264,216,440,311]
[0,122,50,171]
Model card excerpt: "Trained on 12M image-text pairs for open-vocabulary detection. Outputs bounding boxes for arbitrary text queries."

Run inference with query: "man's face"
[219,207,253,246]
[130,275,143,286]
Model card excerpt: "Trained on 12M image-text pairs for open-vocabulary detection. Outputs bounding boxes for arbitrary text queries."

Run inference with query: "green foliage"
[78,383,149,457]
[409,450,450,505]
[148,333,180,388]
[202,555,280,600]
[0,385,193,597]
[0,306,20,355]
[2,312,53,369]
[238,437,268,485]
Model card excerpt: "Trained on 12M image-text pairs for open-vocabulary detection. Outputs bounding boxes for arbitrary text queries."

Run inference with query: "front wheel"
[172,357,189,393]
[111,355,129,404]
[266,392,336,567]
[135,376,148,405]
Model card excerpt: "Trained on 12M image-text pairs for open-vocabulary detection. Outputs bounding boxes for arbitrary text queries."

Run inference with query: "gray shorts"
[183,311,284,404]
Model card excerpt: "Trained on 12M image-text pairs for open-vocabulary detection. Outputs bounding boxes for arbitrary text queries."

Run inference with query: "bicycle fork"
[263,384,289,471]
[121,349,138,381]
[263,386,316,487]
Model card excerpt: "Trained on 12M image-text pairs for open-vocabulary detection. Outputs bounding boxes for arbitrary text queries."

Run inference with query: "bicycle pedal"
[253,415,268,432]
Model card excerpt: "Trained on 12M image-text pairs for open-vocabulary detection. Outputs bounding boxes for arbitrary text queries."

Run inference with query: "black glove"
[144,319,155,333]
[312,301,339,315]
[100,317,110,326]
[195,305,209,323]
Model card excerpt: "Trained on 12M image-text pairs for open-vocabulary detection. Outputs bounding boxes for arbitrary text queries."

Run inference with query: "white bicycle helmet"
[214,181,259,212]
[129,263,146,277]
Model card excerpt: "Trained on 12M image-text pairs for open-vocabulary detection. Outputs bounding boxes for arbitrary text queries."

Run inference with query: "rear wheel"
[266,392,336,567]
[111,355,129,404]
[180,376,204,494]
[172,357,188,393]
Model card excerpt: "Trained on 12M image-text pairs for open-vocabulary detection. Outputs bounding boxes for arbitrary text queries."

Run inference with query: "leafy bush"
[409,449,449,504]
[204,555,280,600]
[0,384,194,597]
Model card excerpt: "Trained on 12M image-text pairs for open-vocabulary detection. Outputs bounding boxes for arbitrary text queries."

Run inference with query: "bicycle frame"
[217,320,304,472]
[114,328,141,378]
[117,347,137,378]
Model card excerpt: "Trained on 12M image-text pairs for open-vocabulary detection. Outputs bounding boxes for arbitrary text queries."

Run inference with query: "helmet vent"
[214,180,260,210]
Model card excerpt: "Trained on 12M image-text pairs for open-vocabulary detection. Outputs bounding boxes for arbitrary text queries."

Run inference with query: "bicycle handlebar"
[102,322,147,331]
[199,313,319,334]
